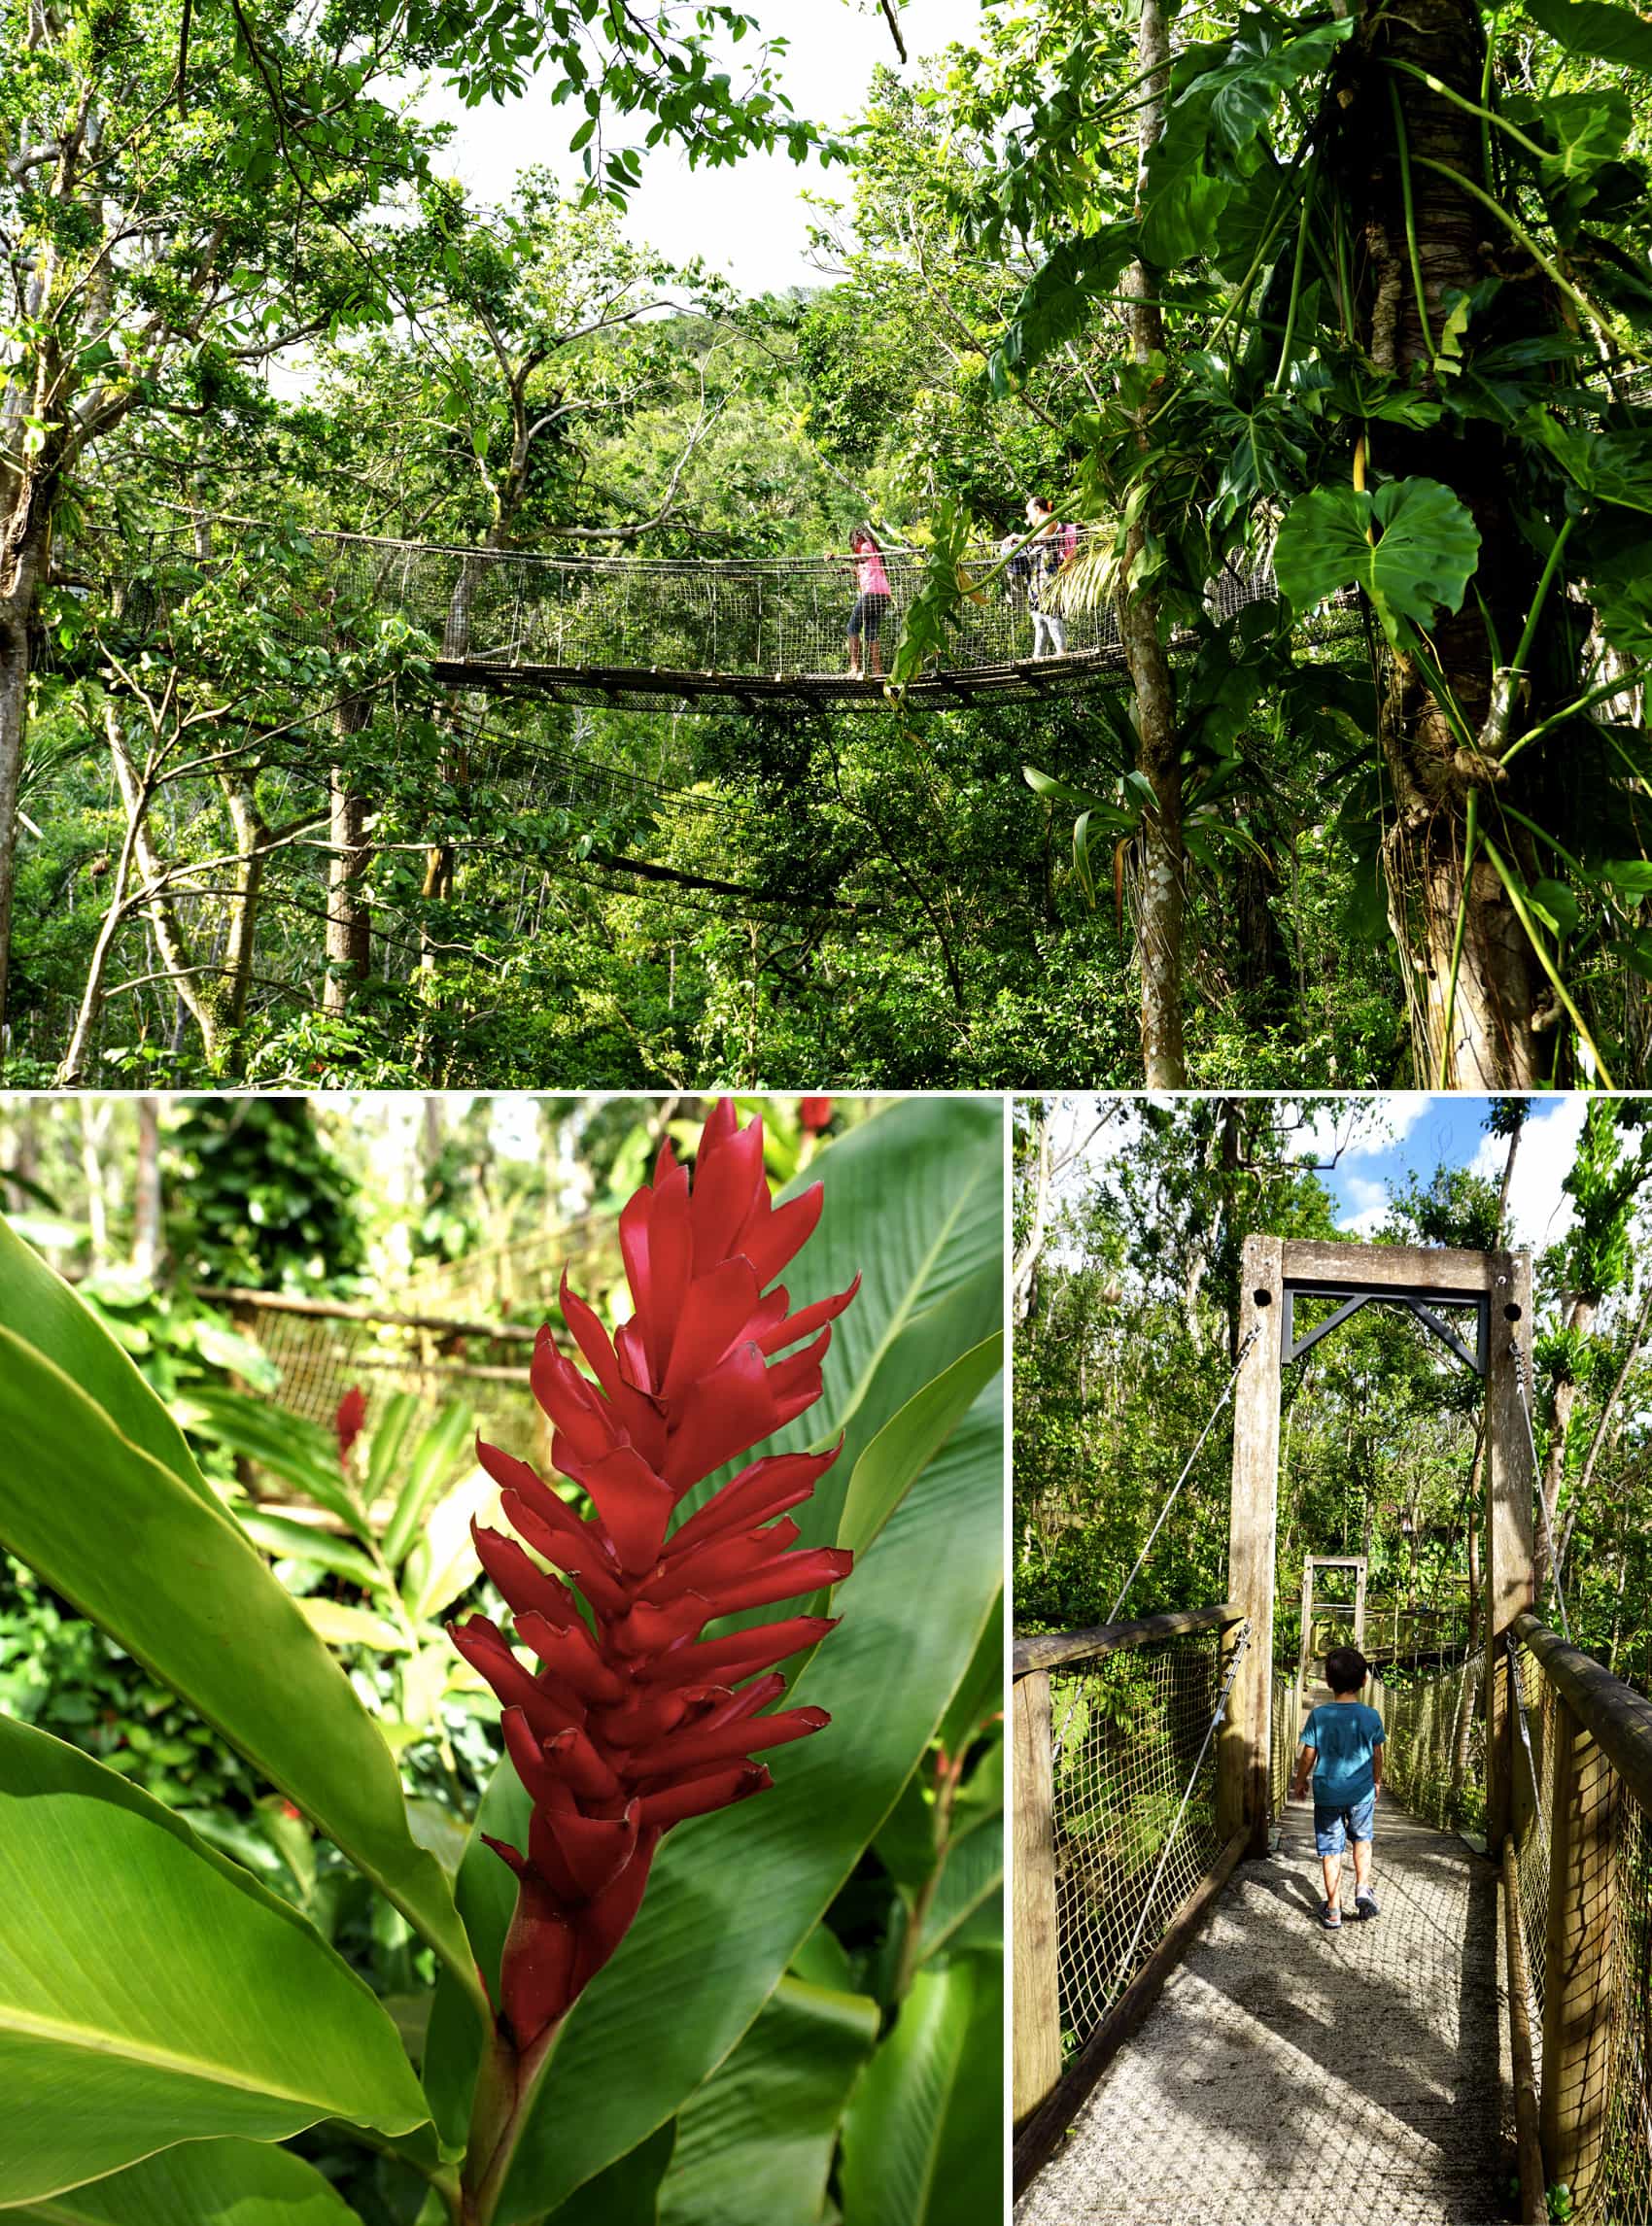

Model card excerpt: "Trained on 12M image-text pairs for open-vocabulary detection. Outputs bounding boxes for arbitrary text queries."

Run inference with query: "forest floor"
[1016,1794,1514,2225]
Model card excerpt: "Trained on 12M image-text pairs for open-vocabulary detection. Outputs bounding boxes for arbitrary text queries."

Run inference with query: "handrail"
[1014,1600,1242,1679]
[1516,1608,1652,1815]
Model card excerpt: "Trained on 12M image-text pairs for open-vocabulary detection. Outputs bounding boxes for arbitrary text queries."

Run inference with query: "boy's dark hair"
[1325,1646,1368,1695]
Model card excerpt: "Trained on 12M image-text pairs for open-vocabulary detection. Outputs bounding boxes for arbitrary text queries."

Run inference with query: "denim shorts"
[847,592,891,642]
[1314,1793,1375,1856]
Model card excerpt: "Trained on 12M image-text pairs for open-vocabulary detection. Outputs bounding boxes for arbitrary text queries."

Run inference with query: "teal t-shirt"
[1301,1701,1385,1805]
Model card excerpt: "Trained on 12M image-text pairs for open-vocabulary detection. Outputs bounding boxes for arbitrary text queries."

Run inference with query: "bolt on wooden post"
[1220,1234,1284,1855]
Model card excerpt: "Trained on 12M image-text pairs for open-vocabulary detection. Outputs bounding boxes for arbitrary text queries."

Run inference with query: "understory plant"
[0,1095,1004,2226]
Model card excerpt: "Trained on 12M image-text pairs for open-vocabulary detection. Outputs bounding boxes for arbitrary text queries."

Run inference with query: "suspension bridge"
[1014,1238,1651,2226]
[74,514,1289,712]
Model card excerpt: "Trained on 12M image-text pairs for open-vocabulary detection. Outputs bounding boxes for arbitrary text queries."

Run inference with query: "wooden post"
[1486,1248,1535,1850]
[1539,1692,1616,2203]
[1354,1558,1367,1655]
[1012,1669,1062,2124]
[1220,1234,1284,1853]
[1297,1558,1313,1694]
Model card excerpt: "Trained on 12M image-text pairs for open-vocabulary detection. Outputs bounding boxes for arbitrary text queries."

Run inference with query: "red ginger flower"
[334,1387,367,1464]
[451,1098,860,2055]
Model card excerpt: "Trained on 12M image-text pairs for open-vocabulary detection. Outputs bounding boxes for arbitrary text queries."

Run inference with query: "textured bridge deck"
[1016,1794,1513,2226]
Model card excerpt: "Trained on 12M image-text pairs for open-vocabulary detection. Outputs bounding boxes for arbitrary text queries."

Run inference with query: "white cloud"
[1466,1094,1586,1252]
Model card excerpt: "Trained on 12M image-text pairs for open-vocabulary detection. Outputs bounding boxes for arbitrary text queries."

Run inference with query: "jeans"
[1313,1792,1376,1856]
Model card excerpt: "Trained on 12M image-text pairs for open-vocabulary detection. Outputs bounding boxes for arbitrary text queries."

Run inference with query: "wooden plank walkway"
[1015,1794,1513,2226]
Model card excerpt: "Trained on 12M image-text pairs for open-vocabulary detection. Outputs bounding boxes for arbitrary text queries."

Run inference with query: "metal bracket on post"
[1281,1284,1489,1376]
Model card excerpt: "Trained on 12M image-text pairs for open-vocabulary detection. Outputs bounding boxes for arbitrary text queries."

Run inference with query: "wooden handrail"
[1014,1601,1242,1679]
[193,1285,543,1343]
[1516,1610,1652,1816]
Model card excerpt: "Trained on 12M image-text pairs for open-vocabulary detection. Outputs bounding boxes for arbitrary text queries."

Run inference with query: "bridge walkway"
[1015,1791,1513,2226]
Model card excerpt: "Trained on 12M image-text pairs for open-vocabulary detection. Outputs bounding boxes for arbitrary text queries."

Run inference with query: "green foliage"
[1273,480,1483,648]
[171,1102,365,1295]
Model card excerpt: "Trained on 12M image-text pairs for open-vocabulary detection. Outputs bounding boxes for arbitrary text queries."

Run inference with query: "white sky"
[418,0,984,294]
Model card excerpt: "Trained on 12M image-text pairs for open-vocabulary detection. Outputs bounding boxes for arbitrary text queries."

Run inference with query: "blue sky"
[1057,1094,1590,1258]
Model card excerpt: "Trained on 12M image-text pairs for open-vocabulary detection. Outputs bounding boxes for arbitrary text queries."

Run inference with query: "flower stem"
[459,2017,564,2226]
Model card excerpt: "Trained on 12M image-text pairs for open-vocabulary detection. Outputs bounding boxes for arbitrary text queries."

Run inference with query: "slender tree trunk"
[1344,0,1547,1083]
[1120,0,1187,1087]
[325,765,372,1013]
[0,509,51,1063]
[132,1096,162,1280]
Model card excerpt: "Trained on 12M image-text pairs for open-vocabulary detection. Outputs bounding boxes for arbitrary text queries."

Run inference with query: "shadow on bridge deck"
[1015,1795,1514,2226]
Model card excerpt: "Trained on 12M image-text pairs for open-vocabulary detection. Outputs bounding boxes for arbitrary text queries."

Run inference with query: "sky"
[1049,1093,1590,1259]
[418,0,984,295]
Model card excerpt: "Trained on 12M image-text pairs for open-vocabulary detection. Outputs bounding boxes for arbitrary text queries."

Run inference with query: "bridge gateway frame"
[1218,1236,1535,1861]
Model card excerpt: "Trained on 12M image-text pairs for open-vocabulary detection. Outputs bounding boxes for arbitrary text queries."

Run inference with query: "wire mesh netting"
[1598,1795,1652,2226]
[1513,1642,1556,2038]
[1271,1671,1296,1817]
[232,1296,540,1454]
[69,512,1323,710]
[1379,1648,1486,1833]
[1047,1624,1231,2068]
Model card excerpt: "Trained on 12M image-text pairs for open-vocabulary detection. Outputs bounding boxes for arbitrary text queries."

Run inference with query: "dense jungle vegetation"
[3,0,1651,1088]
[1014,1095,1652,1695]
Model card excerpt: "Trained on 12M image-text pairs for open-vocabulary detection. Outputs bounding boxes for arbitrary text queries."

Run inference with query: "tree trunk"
[1119,0,1187,1089]
[0,506,51,1063]
[132,1096,162,1280]
[325,768,372,1013]
[1345,0,1548,1084]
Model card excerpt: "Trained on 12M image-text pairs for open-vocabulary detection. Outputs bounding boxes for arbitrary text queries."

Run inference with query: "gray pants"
[1031,610,1067,658]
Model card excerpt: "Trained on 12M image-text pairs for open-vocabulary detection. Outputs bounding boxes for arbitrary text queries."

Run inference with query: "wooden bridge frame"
[1297,1553,1368,1692]
[1219,1237,1534,1859]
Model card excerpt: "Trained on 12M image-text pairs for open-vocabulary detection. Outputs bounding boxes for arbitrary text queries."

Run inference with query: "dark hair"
[1325,1646,1368,1695]
[851,524,880,552]
[1028,495,1054,515]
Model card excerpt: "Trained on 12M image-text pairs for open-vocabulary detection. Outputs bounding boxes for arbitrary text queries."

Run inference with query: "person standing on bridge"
[1290,1645,1385,1928]
[844,526,892,679]
[1025,496,1076,659]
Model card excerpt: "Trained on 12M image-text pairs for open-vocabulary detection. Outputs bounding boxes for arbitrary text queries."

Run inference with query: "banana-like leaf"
[660,1978,880,2226]
[423,1378,1004,2217]
[231,1507,388,1592]
[382,1400,477,1571]
[0,1258,477,2012]
[540,2122,675,2226]
[4,2140,366,2223]
[839,1948,1003,2226]
[838,1333,1002,1558]
[182,1386,366,1540]
[0,1720,429,2205]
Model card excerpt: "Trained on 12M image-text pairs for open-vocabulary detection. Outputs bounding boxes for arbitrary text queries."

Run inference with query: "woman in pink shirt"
[844,526,893,678]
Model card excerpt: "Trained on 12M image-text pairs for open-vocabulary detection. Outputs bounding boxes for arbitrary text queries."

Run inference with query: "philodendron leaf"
[4,2140,366,2223]
[0,1719,429,2206]
[991,223,1138,393]
[0,1236,477,2013]
[1273,476,1481,645]
[838,1949,1004,2226]
[660,1978,880,2226]
[1525,0,1652,72]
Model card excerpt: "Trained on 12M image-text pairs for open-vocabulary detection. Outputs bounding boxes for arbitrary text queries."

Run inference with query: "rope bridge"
[78,516,1287,712]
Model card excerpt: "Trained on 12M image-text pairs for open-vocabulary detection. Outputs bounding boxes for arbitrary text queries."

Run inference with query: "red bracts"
[450,1099,859,2052]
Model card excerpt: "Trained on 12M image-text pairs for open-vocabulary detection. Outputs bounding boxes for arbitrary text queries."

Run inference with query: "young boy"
[1289,1645,1385,1930]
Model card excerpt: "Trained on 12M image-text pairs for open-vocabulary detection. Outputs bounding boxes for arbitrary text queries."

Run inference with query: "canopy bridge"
[1014,1237,1652,2226]
[78,515,1288,711]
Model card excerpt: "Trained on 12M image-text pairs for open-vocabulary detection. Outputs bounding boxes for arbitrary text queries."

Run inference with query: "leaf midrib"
[0,2001,373,2115]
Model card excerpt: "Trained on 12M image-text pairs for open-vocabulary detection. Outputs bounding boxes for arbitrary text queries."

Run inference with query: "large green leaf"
[0,1217,214,1508]
[660,1978,879,2226]
[1525,0,1652,73]
[180,1386,366,1540]
[541,2123,676,2226]
[839,1333,1003,1559]
[0,1720,428,2205]
[1273,476,1481,645]
[771,1097,1003,1545]
[4,2140,365,2223]
[382,1399,478,1570]
[838,1950,1003,2226]
[0,1272,477,2008]
[424,1376,1004,2217]
[991,223,1138,393]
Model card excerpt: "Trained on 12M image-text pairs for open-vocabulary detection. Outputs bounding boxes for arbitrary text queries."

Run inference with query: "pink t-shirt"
[857,548,891,597]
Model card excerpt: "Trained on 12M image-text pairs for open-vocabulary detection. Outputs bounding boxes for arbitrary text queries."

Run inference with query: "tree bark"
[0,504,52,1063]
[325,698,373,1013]
[1343,0,1548,1084]
[1120,0,1187,1088]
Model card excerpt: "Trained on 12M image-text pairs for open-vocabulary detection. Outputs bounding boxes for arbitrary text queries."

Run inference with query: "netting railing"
[1376,1647,1486,1834]
[1047,1618,1234,2062]
[68,512,1293,707]
[1271,1670,1297,1817]
[1014,1600,1247,2171]
[1503,1615,1652,2226]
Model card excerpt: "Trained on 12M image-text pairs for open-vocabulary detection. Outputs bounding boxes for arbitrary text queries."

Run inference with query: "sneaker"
[1321,1901,1342,1929]
[1355,1888,1379,1920]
